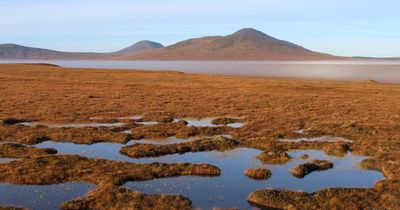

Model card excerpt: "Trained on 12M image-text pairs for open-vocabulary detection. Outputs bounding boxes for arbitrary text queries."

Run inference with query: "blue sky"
[1,0,399,57]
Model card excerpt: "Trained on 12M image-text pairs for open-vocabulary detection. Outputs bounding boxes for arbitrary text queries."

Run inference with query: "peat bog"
[32,136,384,209]
[0,64,399,209]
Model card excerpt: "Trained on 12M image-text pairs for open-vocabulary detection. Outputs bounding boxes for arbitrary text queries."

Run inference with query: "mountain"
[114,40,164,54]
[0,44,104,60]
[116,28,340,60]
[0,28,343,60]
[0,41,163,60]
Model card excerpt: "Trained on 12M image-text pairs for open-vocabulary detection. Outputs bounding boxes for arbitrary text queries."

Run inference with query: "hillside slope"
[117,28,339,60]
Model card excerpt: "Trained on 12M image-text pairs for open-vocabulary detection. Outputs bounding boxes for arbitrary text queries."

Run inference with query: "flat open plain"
[0,64,399,209]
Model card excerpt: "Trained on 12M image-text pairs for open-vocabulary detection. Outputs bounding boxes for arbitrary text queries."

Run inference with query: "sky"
[1,0,400,57]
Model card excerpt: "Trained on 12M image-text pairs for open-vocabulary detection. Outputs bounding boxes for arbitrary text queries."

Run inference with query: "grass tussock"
[0,155,220,186]
[0,143,57,158]
[289,160,334,178]
[244,168,272,180]
[256,150,292,164]
[248,180,400,209]
[61,185,192,210]
[120,135,239,158]
[129,121,234,140]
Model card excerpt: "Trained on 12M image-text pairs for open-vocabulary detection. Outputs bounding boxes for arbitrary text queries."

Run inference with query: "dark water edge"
[1,60,400,83]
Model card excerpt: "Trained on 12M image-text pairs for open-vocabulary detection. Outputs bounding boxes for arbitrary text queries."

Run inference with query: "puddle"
[122,129,133,134]
[123,149,382,209]
[293,129,305,134]
[0,158,17,164]
[36,141,133,162]
[117,116,142,120]
[35,140,382,209]
[134,136,198,145]
[35,137,198,161]
[17,122,126,128]
[0,182,95,210]
[279,136,354,143]
[127,117,243,127]
[184,118,244,128]
[135,121,160,126]
[90,116,142,120]
[16,117,243,130]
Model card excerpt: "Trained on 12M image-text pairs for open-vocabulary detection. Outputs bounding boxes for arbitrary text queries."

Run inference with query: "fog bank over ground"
[1,60,400,83]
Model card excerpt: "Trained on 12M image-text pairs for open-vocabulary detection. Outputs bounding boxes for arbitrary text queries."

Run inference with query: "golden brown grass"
[0,155,220,186]
[289,160,334,178]
[247,180,400,209]
[0,64,399,209]
[244,168,272,180]
[0,143,56,158]
[0,125,131,144]
[128,120,234,140]
[61,184,192,210]
[256,150,292,164]
[211,117,242,125]
[120,135,238,158]
[0,151,219,209]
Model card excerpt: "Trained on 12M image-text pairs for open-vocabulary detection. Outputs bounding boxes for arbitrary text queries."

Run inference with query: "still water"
[35,140,384,209]
[0,182,95,210]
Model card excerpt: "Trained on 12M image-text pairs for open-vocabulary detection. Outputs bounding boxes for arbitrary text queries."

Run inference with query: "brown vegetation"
[322,141,351,157]
[211,117,242,125]
[300,154,309,159]
[120,135,239,158]
[61,185,191,210]
[0,29,339,61]
[0,124,131,145]
[129,121,234,140]
[0,64,399,208]
[256,151,292,164]
[0,155,220,186]
[118,28,338,61]
[0,143,57,158]
[247,180,400,210]
[244,168,272,180]
[289,160,334,178]
[247,140,352,158]
[140,112,175,123]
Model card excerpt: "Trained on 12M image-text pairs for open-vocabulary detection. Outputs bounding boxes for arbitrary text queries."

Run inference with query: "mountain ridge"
[0,40,164,60]
[0,43,104,60]
[0,28,356,60]
[115,28,339,60]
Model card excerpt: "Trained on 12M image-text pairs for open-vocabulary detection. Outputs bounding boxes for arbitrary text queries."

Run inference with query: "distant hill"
[116,28,340,60]
[113,40,164,54]
[0,44,104,60]
[0,28,356,60]
[0,41,163,60]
